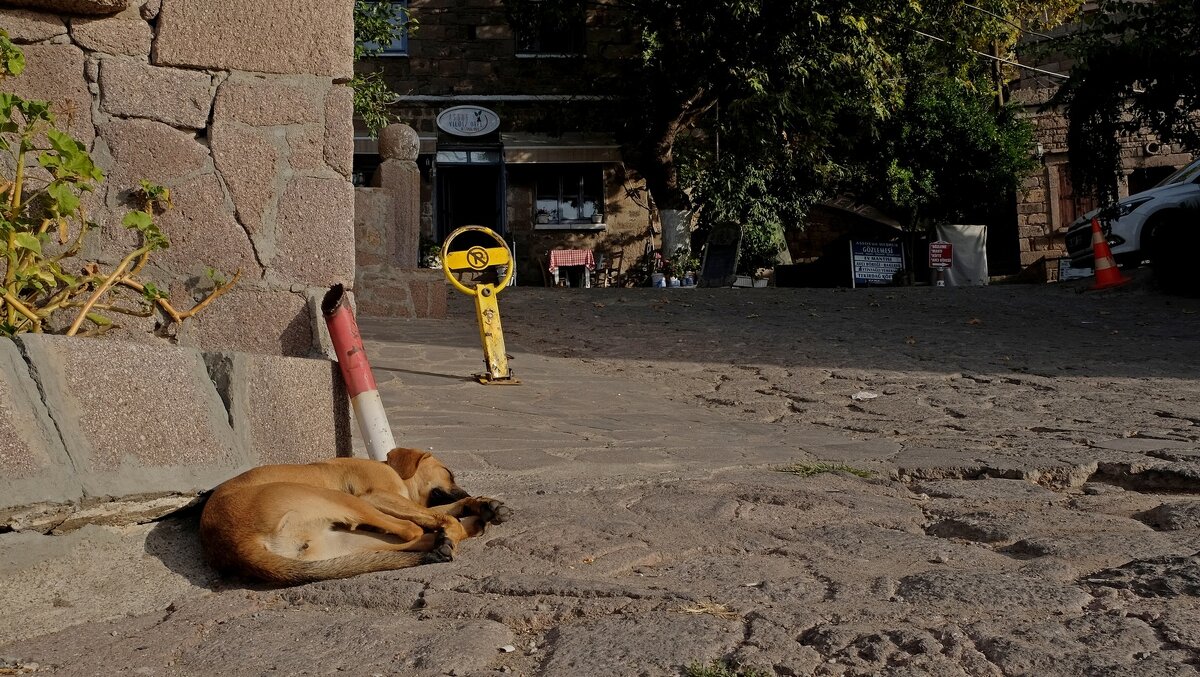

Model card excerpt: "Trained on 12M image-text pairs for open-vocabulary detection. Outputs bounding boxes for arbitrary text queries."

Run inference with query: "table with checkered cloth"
[547,249,595,273]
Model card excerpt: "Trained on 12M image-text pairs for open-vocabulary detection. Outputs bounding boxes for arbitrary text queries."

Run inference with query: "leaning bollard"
[322,283,396,461]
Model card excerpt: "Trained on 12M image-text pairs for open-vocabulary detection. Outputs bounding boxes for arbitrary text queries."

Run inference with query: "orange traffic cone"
[1089,217,1131,291]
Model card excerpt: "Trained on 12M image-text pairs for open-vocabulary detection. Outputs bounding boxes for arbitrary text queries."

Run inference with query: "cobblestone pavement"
[3,280,1200,676]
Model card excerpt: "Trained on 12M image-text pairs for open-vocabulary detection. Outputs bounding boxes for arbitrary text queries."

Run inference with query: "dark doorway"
[437,164,503,241]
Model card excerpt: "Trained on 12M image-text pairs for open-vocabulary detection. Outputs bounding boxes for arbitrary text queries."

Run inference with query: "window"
[535,166,602,222]
[359,0,410,57]
[514,1,586,56]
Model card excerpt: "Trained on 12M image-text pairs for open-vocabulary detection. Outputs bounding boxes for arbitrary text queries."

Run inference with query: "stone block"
[16,334,245,498]
[0,8,67,42]
[154,0,353,79]
[70,17,152,56]
[3,0,129,15]
[286,125,325,171]
[176,288,314,358]
[204,352,351,465]
[376,158,421,268]
[146,173,260,281]
[378,123,420,161]
[355,267,448,319]
[273,176,355,288]
[212,73,325,127]
[99,58,212,129]
[95,117,211,195]
[140,0,161,19]
[4,43,93,146]
[0,339,79,510]
[323,84,354,177]
[209,122,281,236]
[354,188,393,267]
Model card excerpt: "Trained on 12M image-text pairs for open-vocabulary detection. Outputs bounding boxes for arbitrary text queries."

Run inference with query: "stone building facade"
[357,0,655,286]
[1,0,357,355]
[1010,16,1197,273]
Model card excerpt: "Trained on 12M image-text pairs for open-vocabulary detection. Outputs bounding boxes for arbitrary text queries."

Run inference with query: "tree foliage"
[1054,0,1200,204]
[352,0,418,135]
[504,0,1079,261]
[867,75,1038,228]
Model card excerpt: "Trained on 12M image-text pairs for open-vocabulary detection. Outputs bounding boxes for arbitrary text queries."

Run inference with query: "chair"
[596,249,624,287]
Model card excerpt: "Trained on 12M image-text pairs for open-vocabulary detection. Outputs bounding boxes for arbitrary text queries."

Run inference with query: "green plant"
[774,462,873,479]
[0,31,237,337]
[662,248,700,279]
[683,659,771,677]
[352,0,419,135]
[418,234,442,269]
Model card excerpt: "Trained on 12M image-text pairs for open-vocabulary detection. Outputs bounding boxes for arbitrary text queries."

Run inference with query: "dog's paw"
[474,497,512,525]
[422,530,455,564]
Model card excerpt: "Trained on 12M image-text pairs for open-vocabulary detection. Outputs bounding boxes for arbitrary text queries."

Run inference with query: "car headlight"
[1107,197,1153,219]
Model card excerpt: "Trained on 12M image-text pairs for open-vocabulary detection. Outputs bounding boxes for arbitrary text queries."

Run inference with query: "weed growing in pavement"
[683,659,772,677]
[774,462,873,478]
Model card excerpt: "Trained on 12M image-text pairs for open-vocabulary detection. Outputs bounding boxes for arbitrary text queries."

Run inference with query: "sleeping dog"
[199,448,510,585]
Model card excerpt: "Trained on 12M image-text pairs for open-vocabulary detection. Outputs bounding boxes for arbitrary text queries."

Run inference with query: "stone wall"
[0,334,351,531]
[354,124,449,317]
[1011,87,1197,271]
[1,0,356,356]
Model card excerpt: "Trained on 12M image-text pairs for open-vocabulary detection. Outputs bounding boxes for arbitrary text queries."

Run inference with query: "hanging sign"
[437,106,501,137]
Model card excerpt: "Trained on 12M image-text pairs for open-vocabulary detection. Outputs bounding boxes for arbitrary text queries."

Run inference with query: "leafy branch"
[0,30,237,338]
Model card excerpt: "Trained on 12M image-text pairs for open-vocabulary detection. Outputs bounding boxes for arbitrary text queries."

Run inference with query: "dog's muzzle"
[428,487,470,507]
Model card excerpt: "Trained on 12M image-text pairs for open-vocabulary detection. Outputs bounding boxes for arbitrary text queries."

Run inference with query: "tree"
[504,0,1080,258]
[867,75,1038,230]
[1054,0,1200,203]
[352,0,417,135]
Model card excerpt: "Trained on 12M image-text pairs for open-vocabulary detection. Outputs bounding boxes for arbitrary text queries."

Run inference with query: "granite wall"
[1,0,356,356]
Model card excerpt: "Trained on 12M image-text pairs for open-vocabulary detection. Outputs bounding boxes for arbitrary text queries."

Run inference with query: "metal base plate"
[475,373,522,386]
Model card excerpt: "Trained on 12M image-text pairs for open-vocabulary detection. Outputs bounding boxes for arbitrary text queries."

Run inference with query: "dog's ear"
[386,447,431,480]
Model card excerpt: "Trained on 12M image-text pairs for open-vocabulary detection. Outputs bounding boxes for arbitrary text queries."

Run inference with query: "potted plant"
[590,212,603,224]
[536,208,552,224]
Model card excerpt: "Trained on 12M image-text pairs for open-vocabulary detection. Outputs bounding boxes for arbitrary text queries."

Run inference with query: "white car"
[1064,158,1200,282]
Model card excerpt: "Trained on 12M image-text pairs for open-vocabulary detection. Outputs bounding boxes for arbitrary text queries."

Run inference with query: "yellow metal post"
[440,225,520,385]
[473,284,514,384]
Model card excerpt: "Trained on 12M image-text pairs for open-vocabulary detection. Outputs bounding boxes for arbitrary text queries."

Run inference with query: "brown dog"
[199,448,510,585]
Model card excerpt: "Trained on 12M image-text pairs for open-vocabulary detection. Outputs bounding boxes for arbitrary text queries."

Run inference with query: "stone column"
[375,123,422,269]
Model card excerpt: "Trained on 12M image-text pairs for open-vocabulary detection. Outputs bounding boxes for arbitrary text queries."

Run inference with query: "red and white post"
[322,284,395,461]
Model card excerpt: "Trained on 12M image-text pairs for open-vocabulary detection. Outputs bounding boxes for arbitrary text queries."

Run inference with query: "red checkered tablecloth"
[548,249,595,273]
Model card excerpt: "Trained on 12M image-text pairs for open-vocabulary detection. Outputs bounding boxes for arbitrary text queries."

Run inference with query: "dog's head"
[385,447,470,507]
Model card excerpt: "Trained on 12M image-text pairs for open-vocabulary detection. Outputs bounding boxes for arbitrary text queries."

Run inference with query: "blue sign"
[850,241,904,287]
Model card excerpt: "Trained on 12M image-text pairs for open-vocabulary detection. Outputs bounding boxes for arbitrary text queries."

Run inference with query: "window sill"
[534,221,606,231]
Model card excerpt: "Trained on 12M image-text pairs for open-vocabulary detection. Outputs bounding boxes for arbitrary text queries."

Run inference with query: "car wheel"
[1149,211,1200,297]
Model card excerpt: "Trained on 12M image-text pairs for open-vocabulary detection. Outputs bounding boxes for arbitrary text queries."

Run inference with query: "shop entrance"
[435,148,505,242]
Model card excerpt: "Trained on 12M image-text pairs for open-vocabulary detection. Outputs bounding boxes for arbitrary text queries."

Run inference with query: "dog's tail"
[241,549,443,586]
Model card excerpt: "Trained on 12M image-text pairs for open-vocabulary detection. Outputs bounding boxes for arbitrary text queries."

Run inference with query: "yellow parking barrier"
[441,226,520,385]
